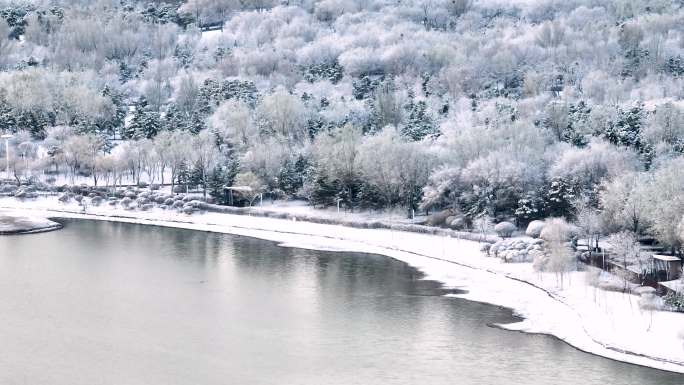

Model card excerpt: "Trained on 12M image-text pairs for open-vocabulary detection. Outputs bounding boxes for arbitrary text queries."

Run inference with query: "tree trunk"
[202,167,207,199]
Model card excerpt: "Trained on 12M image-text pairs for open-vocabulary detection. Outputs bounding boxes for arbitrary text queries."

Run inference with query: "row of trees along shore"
[2,1,684,254]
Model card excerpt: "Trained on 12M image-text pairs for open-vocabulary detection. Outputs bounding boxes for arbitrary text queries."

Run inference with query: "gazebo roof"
[224,186,253,192]
[653,254,681,262]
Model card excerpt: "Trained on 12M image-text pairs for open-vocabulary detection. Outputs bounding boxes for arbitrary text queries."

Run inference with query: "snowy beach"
[3,197,684,374]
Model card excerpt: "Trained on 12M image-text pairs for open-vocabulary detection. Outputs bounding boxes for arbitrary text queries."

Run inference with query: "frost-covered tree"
[641,158,684,253]
[257,87,307,144]
[311,124,363,208]
[549,140,641,201]
[210,100,255,146]
[600,171,651,234]
[540,218,575,288]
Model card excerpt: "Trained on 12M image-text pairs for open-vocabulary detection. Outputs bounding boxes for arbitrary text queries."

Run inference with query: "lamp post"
[1,134,12,181]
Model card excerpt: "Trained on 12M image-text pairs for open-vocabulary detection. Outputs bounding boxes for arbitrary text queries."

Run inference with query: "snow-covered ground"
[256,199,427,225]
[0,210,62,234]
[3,196,684,373]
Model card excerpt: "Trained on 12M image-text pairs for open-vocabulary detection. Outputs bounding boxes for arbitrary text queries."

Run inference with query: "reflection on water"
[0,219,681,385]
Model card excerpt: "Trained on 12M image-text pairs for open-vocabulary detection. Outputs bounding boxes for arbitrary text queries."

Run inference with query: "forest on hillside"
[2,0,684,250]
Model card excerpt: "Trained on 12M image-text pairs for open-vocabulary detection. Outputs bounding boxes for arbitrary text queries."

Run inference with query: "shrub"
[449,216,466,230]
[540,218,572,241]
[426,209,453,227]
[526,220,545,238]
[664,292,684,312]
[90,196,103,206]
[494,221,516,238]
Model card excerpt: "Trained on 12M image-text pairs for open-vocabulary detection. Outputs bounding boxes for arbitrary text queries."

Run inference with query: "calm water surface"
[0,219,681,385]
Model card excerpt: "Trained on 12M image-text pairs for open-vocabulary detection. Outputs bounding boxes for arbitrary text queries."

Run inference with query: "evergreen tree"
[602,103,653,166]
[99,85,126,137]
[173,43,194,68]
[163,103,186,131]
[119,62,134,83]
[306,117,324,140]
[545,178,576,218]
[0,96,16,134]
[124,98,145,139]
[564,101,590,146]
[310,171,339,207]
[352,75,382,100]
[176,160,191,193]
[207,167,228,203]
[141,110,161,139]
[603,104,645,149]
[198,78,221,114]
[663,55,684,77]
[16,110,52,140]
[358,181,385,209]
[277,156,308,196]
[127,97,161,139]
[401,100,439,141]
[515,190,546,223]
[187,111,205,134]
[302,59,344,84]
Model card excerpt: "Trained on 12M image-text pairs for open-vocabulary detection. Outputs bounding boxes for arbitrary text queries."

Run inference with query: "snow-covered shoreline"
[3,197,684,373]
[0,211,62,234]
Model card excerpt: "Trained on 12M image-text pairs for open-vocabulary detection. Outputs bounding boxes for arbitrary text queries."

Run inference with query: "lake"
[0,219,681,384]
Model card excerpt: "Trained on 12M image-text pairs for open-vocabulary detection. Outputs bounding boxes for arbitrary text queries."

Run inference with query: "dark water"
[0,219,681,385]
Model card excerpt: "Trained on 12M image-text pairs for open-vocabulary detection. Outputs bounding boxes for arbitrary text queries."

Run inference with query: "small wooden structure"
[224,186,252,206]
[223,186,262,207]
[652,254,682,281]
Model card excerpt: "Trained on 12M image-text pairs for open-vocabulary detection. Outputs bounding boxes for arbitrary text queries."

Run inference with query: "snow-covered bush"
[90,196,103,206]
[58,193,71,203]
[140,203,154,211]
[448,216,466,230]
[0,185,17,193]
[494,222,516,238]
[489,238,546,263]
[526,220,545,238]
[14,188,37,199]
[426,209,453,227]
[664,292,684,313]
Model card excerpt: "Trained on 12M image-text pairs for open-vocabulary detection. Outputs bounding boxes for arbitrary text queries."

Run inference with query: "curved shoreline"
[3,201,684,374]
